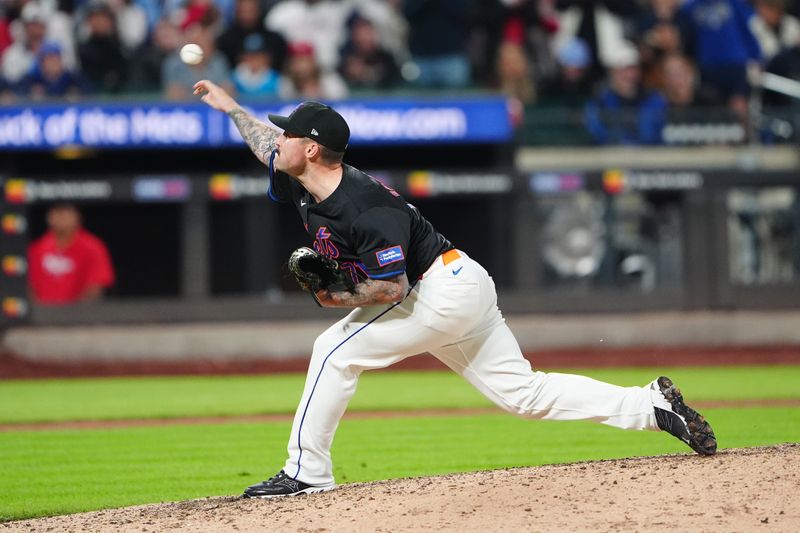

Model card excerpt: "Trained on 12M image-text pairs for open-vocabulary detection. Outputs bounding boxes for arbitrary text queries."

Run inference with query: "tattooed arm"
[226,108,278,165]
[314,273,410,308]
[193,79,278,165]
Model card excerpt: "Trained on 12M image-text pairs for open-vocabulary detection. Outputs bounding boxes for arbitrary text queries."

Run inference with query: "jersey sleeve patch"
[375,245,404,267]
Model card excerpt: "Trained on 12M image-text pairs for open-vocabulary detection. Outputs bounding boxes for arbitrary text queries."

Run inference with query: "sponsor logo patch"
[2,256,27,276]
[2,214,27,234]
[376,245,404,267]
[2,297,28,318]
[209,174,234,200]
[4,179,28,203]
[133,177,191,201]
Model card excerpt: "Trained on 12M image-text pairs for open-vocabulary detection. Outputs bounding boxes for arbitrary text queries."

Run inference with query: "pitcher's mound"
[7,444,799,532]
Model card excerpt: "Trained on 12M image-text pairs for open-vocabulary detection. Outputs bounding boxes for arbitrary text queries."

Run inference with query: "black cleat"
[654,376,717,456]
[242,470,335,499]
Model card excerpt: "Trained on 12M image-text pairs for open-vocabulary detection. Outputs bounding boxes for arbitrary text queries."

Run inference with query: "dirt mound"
[5,444,798,532]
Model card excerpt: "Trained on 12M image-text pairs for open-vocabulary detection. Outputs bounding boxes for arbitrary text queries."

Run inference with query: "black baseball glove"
[288,247,356,305]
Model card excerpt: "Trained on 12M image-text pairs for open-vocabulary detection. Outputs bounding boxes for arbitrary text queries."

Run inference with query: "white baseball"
[180,43,204,65]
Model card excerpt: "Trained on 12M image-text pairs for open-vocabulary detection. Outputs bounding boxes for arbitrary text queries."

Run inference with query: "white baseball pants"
[283,250,660,487]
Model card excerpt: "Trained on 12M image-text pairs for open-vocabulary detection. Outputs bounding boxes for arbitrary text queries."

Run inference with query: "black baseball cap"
[269,102,350,152]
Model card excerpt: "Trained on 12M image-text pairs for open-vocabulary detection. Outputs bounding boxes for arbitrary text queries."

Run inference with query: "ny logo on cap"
[311,128,319,136]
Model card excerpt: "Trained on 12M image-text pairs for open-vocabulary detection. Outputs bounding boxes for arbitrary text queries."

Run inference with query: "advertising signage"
[0,97,512,150]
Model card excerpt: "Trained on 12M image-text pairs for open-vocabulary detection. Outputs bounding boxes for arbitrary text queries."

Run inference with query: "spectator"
[163,0,236,28]
[349,0,409,66]
[553,0,641,84]
[495,40,536,104]
[126,18,181,93]
[338,12,399,90]
[217,0,287,72]
[265,0,352,72]
[0,7,12,59]
[539,36,594,106]
[532,37,594,145]
[49,1,79,65]
[677,0,762,116]
[27,203,115,306]
[661,52,740,119]
[638,0,682,56]
[174,0,223,32]
[468,0,560,88]
[764,40,800,107]
[18,41,88,100]
[661,53,705,109]
[22,1,80,72]
[403,0,475,89]
[537,0,560,33]
[178,0,213,31]
[77,2,129,92]
[163,24,233,100]
[584,42,667,145]
[466,0,516,87]
[232,32,280,97]
[637,0,682,88]
[278,41,348,100]
[135,0,164,34]
[658,52,745,144]
[2,2,48,84]
[113,0,149,53]
[750,0,800,62]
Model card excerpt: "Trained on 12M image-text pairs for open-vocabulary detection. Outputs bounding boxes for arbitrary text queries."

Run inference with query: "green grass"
[1,407,798,522]
[1,365,799,522]
[2,366,799,424]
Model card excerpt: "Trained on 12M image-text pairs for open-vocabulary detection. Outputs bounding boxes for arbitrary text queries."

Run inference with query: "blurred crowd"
[1,0,799,143]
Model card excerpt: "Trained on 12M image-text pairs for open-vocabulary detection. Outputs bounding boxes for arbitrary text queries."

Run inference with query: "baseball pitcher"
[193,80,716,498]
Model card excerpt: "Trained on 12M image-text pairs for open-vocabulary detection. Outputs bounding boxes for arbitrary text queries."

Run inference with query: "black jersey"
[267,152,452,283]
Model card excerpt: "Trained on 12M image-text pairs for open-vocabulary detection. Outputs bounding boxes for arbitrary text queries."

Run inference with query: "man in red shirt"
[27,203,115,305]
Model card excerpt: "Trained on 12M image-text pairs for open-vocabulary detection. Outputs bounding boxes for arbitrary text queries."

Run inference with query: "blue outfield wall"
[0,97,512,150]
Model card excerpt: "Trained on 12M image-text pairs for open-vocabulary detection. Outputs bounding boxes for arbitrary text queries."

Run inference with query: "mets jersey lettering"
[313,226,340,259]
[268,159,452,281]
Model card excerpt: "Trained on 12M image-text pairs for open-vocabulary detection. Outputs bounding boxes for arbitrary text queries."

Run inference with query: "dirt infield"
[4,444,798,532]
